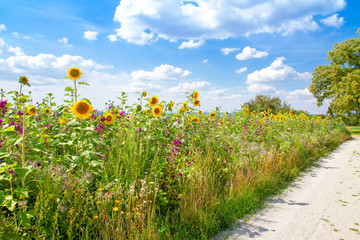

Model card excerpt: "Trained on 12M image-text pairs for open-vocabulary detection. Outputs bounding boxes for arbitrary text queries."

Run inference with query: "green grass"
[347,126,360,135]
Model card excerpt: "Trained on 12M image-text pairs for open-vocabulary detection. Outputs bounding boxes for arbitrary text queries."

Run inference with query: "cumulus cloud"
[112,0,345,45]
[0,24,6,33]
[0,38,111,84]
[131,64,191,81]
[0,38,24,57]
[221,48,241,55]
[58,37,72,47]
[236,46,268,61]
[178,39,205,49]
[247,83,275,93]
[83,31,99,40]
[169,81,212,93]
[320,14,344,28]
[235,67,247,74]
[107,34,118,42]
[246,57,311,85]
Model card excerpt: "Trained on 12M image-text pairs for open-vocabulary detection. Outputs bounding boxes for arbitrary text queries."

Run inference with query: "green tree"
[309,29,360,119]
[244,95,291,114]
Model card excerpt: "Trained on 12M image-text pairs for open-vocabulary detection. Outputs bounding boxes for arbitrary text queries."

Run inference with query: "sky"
[0,0,359,114]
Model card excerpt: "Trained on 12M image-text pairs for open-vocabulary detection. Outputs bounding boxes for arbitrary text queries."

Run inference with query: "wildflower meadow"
[0,68,350,239]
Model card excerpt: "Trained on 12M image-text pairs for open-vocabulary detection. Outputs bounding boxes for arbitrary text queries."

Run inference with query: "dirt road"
[214,136,360,240]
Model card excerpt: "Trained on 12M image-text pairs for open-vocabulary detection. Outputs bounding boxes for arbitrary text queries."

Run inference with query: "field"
[0,71,351,239]
[347,126,360,135]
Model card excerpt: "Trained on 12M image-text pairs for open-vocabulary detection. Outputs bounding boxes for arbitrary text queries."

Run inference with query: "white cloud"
[235,67,247,74]
[83,31,99,40]
[0,24,6,33]
[285,87,330,114]
[58,37,72,47]
[247,83,275,93]
[221,48,241,55]
[169,81,211,93]
[178,39,205,49]
[131,64,191,81]
[107,34,118,42]
[202,59,208,64]
[112,0,345,45]
[0,38,24,56]
[286,87,313,100]
[320,14,344,28]
[246,57,311,85]
[0,38,111,82]
[236,46,268,61]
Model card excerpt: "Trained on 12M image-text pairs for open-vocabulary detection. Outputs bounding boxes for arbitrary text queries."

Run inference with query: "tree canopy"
[309,29,360,118]
[244,95,292,114]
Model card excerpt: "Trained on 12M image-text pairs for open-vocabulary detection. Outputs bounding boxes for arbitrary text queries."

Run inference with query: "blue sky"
[0,0,359,114]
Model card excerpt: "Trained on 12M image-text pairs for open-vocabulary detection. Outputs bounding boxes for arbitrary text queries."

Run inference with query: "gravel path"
[214,135,360,240]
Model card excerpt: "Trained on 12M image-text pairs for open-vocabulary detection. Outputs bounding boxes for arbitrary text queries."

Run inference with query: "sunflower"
[244,106,249,116]
[145,108,150,115]
[104,113,115,125]
[170,101,175,109]
[143,91,147,97]
[209,112,216,118]
[19,76,29,84]
[251,112,255,117]
[72,100,94,119]
[44,108,51,114]
[27,105,37,116]
[183,102,188,110]
[152,106,162,117]
[193,99,200,107]
[148,95,159,107]
[67,67,82,81]
[192,116,200,123]
[264,112,269,118]
[268,109,272,113]
[198,110,203,115]
[193,90,199,99]
[59,119,69,124]
[289,110,293,115]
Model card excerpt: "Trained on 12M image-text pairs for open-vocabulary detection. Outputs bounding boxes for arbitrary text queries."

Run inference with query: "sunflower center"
[151,98,157,104]
[77,103,89,114]
[106,116,112,122]
[30,108,35,114]
[71,69,79,77]
[154,108,160,114]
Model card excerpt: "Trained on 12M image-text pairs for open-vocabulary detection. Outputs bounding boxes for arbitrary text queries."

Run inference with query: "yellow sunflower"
[289,110,293,115]
[198,110,203,115]
[268,109,272,113]
[19,76,29,84]
[152,106,162,117]
[148,95,159,107]
[72,100,94,119]
[27,105,37,116]
[251,112,255,117]
[67,67,82,81]
[59,119,69,124]
[183,102,188,110]
[192,116,200,123]
[210,112,216,118]
[44,108,51,114]
[143,91,147,97]
[193,99,200,107]
[170,101,175,109]
[193,90,199,99]
[104,113,115,125]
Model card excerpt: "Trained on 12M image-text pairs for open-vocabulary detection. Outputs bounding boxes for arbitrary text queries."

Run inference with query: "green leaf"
[14,166,32,180]
[1,195,17,211]
[78,81,89,86]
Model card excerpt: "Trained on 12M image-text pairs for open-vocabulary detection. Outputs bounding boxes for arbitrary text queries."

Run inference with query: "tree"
[244,95,291,114]
[309,29,360,119]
